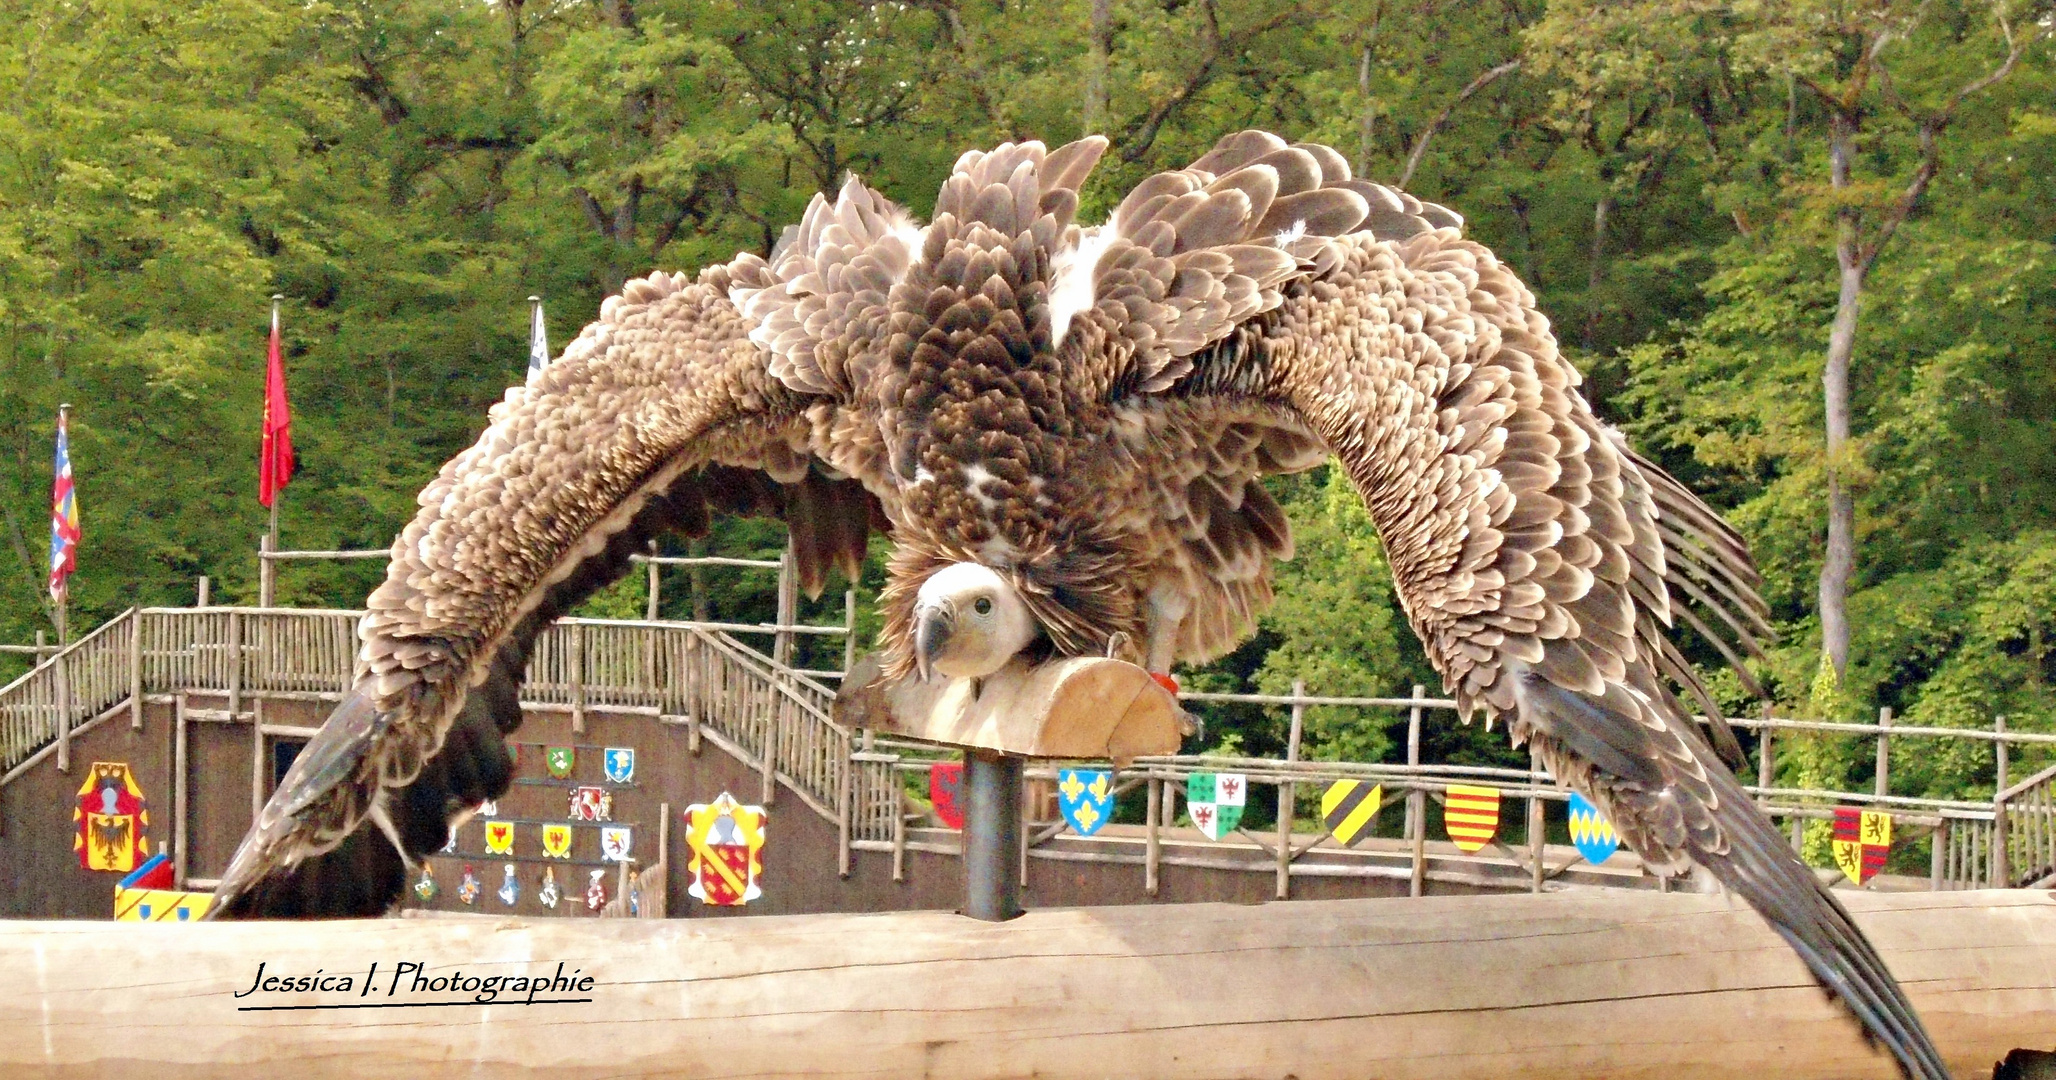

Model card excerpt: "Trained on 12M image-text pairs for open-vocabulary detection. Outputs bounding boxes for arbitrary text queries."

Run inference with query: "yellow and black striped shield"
[1321,780,1383,847]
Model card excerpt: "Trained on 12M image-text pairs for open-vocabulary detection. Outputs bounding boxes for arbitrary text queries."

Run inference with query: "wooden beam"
[2,891,2049,1079]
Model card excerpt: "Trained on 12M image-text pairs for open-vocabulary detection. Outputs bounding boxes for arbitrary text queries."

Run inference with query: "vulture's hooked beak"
[914,601,954,683]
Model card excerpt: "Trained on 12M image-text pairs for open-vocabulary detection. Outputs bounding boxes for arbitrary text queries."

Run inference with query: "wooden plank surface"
[835,652,1182,762]
[0,890,2050,1079]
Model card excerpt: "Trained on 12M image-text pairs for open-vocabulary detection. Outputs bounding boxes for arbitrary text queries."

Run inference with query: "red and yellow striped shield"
[1444,784,1501,853]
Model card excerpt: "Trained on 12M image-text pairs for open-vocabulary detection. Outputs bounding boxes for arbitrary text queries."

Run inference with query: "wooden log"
[2,890,2050,1079]
[834,652,1181,763]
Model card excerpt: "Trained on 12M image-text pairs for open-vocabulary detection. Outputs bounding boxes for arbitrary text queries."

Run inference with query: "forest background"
[2,0,2053,836]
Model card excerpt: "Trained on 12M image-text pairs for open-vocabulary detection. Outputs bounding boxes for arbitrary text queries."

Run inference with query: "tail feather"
[1517,671,1950,1080]
[1693,760,1952,1080]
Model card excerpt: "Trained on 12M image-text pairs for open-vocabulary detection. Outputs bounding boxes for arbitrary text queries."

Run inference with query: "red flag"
[259,300,294,507]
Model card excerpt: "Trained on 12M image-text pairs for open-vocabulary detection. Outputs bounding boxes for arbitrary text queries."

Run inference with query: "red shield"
[929,762,965,829]
[699,845,752,906]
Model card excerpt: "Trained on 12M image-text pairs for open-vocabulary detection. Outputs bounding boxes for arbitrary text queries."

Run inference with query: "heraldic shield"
[603,747,635,784]
[1186,772,1246,841]
[1567,792,1620,865]
[76,761,148,872]
[928,761,965,829]
[1444,784,1501,852]
[568,785,612,821]
[1321,780,1382,847]
[1057,769,1114,836]
[686,791,766,906]
[541,823,574,859]
[600,825,632,862]
[1833,807,1892,885]
[545,745,576,779]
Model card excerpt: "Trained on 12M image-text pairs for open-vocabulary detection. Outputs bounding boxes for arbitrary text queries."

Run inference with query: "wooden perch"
[834,653,1183,762]
[0,890,2050,1078]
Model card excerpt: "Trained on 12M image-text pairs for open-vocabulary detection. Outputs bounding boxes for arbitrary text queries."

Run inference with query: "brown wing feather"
[1251,227,1944,1080]
[733,176,923,397]
[212,262,880,918]
[1124,132,1941,1079]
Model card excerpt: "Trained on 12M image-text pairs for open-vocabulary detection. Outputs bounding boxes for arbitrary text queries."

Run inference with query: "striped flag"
[526,296,550,383]
[1443,784,1501,852]
[48,407,78,602]
[258,299,295,507]
[1321,779,1382,847]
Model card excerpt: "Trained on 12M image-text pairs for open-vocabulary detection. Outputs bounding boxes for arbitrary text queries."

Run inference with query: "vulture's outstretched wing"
[1067,131,1943,1080]
[211,254,886,918]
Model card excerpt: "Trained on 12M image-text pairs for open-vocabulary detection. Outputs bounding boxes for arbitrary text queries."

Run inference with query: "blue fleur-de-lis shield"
[1057,769,1115,837]
[604,747,635,784]
[1568,792,1620,865]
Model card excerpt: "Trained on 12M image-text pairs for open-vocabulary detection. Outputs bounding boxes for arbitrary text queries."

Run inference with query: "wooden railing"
[4,609,870,834]
[3,603,2051,894]
[1995,762,2056,888]
[1933,815,1997,890]
[0,609,141,778]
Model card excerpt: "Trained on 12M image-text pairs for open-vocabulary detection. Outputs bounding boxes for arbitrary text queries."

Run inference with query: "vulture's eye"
[973,596,994,616]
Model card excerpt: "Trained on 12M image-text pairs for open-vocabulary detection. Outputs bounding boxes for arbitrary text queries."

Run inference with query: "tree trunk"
[1819,114,1863,680]
[1356,46,1374,178]
[1084,0,1111,134]
[1581,194,1611,350]
[689,537,710,622]
[1507,191,1536,286]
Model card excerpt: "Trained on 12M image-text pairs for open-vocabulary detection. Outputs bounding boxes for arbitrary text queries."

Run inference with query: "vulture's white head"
[912,562,1040,682]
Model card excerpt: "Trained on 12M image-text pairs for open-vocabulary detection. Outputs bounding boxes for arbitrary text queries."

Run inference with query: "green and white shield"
[1186,772,1246,840]
[545,746,576,779]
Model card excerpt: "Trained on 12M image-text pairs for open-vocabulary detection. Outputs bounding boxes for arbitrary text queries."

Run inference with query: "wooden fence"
[4,604,2053,892]
[1996,761,2056,888]
[0,609,142,779]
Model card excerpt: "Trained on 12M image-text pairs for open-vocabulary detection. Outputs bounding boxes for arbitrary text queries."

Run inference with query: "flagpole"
[54,403,69,649]
[53,402,69,773]
[267,295,282,552]
[260,295,281,607]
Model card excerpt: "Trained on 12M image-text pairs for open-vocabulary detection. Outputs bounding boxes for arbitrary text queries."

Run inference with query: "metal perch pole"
[963,750,1024,921]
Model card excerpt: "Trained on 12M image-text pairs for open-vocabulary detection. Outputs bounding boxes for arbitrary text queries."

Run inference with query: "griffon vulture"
[211,130,1946,1080]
